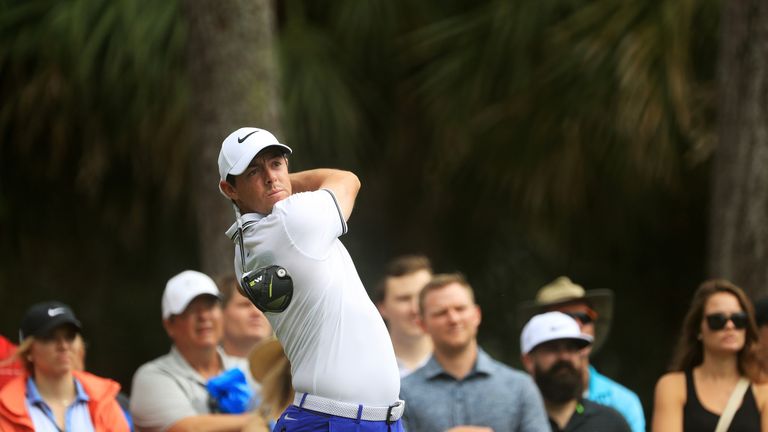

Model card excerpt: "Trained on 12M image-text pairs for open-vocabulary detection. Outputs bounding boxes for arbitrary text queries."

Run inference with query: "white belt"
[293,393,405,422]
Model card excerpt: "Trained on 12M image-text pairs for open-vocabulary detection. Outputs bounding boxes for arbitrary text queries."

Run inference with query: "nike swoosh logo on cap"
[48,307,66,317]
[237,130,258,143]
[284,415,297,421]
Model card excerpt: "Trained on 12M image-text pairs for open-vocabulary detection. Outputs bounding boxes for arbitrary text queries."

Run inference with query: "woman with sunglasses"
[0,301,130,432]
[652,279,768,432]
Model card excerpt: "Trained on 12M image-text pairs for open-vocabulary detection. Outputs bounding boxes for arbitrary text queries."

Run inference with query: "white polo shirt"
[226,189,399,406]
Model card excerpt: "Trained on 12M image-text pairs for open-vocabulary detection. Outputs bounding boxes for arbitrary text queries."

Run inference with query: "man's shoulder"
[478,350,533,383]
[590,366,641,401]
[133,351,184,379]
[400,363,433,388]
[579,399,632,430]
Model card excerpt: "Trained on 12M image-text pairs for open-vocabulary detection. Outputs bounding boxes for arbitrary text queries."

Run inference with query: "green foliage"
[0,0,188,205]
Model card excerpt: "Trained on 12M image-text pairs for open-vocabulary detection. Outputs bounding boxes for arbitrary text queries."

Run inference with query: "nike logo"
[284,415,298,421]
[48,307,66,317]
[237,130,258,143]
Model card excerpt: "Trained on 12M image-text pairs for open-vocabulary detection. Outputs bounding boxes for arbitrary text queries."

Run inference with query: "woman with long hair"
[0,301,129,432]
[653,279,768,431]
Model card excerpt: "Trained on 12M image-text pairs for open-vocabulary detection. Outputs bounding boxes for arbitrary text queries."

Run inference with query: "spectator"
[400,273,549,432]
[243,337,293,432]
[652,279,768,431]
[0,335,23,389]
[375,254,434,377]
[0,301,129,431]
[521,311,631,431]
[518,276,645,432]
[216,275,273,359]
[130,270,258,432]
[218,127,404,430]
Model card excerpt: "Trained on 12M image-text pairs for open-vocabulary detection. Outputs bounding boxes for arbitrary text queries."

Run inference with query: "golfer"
[218,127,404,431]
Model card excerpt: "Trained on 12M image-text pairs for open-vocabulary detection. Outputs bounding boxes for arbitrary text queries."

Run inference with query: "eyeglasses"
[564,310,598,325]
[705,312,748,331]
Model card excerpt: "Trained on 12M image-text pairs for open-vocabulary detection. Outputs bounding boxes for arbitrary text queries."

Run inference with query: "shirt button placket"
[452,381,466,426]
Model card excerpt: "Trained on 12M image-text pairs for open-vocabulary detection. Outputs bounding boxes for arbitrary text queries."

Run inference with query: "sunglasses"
[705,312,748,331]
[564,310,598,325]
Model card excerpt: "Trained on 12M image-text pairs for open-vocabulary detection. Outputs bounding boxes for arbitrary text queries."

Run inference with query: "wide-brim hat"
[517,276,613,354]
[248,337,288,382]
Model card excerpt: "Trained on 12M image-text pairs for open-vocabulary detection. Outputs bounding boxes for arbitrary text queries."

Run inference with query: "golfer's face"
[233,153,291,214]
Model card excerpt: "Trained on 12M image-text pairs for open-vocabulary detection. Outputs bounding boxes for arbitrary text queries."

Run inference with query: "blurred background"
[2,0,766,421]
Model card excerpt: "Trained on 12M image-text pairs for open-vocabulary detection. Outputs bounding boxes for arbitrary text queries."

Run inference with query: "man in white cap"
[518,276,645,432]
[217,128,404,431]
[521,312,631,432]
[130,270,261,432]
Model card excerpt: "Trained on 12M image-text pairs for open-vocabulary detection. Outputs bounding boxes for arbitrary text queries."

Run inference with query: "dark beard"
[534,360,583,404]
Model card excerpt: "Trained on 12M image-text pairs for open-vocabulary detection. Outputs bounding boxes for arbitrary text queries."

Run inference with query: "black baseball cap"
[19,301,82,342]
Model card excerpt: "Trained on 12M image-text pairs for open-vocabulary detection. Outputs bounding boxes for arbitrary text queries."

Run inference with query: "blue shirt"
[400,348,549,432]
[25,376,95,432]
[587,365,645,432]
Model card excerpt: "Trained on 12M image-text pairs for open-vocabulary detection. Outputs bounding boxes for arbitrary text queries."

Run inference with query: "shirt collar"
[225,212,266,239]
[170,345,229,384]
[26,376,90,406]
[422,347,494,380]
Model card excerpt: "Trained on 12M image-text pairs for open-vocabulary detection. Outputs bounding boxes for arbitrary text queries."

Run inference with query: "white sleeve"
[274,189,347,258]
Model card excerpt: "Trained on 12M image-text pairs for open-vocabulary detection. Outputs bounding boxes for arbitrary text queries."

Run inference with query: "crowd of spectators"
[3,259,768,431]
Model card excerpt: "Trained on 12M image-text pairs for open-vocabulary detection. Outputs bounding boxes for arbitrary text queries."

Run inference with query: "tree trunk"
[709,0,768,295]
[182,0,281,276]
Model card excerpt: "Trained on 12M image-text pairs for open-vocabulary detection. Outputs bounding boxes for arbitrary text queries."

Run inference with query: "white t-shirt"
[226,189,399,406]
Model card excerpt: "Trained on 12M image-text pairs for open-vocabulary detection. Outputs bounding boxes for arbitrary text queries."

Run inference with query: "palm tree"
[182,0,281,276]
[709,0,768,296]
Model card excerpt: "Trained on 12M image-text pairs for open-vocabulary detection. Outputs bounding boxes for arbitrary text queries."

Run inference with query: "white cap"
[217,127,292,196]
[162,270,221,319]
[520,311,593,355]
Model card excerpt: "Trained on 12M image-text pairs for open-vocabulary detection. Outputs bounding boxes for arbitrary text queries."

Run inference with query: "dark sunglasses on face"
[564,310,598,325]
[705,312,748,331]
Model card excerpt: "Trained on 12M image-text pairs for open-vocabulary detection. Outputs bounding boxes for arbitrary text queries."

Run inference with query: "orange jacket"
[0,370,129,432]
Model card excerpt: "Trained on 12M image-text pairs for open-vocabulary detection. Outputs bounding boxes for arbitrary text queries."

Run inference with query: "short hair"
[373,255,432,303]
[215,275,240,307]
[419,273,475,315]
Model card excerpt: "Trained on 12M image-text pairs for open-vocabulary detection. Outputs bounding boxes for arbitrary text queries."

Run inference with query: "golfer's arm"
[290,169,360,221]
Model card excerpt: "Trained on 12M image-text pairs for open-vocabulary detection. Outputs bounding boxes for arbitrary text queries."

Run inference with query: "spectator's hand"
[445,427,494,432]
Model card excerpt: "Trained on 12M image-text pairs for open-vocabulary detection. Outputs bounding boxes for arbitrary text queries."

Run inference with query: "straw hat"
[248,338,287,382]
[517,276,613,354]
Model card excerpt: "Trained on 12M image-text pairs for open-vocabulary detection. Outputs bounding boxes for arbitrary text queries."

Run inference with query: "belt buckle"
[386,401,402,424]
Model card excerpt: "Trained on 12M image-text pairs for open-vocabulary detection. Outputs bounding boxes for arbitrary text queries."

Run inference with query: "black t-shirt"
[549,399,631,432]
[683,369,760,432]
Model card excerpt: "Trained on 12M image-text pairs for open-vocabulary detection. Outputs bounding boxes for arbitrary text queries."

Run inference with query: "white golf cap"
[217,127,292,196]
[520,311,593,355]
[162,270,221,319]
